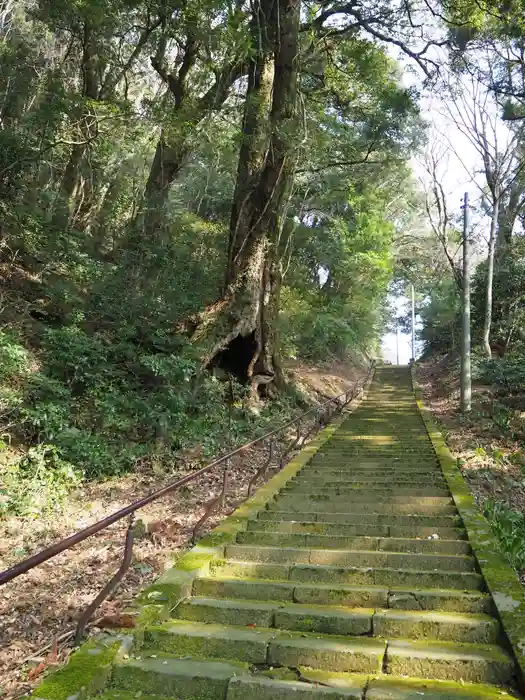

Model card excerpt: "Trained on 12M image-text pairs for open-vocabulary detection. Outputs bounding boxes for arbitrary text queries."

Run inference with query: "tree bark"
[138,131,189,240]
[53,23,99,229]
[225,1,276,288]
[483,196,499,358]
[190,0,300,394]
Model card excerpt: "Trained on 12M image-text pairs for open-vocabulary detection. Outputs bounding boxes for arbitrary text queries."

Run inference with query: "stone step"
[211,560,485,590]
[289,469,447,488]
[286,474,449,495]
[274,491,452,504]
[237,530,472,555]
[194,576,493,613]
[298,471,444,480]
[249,518,467,540]
[142,620,387,673]
[224,544,477,571]
[384,638,514,684]
[112,656,249,698]
[364,676,516,700]
[227,675,368,700]
[267,499,458,515]
[258,510,463,527]
[138,621,512,683]
[282,485,451,497]
[173,597,499,644]
[100,678,514,700]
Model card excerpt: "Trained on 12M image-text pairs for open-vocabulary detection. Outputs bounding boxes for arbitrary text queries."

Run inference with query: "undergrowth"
[483,499,525,572]
[0,323,299,519]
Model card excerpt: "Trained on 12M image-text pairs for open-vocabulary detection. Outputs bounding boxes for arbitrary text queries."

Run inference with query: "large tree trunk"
[191,0,300,395]
[483,197,499,358]
[224,0,276,289]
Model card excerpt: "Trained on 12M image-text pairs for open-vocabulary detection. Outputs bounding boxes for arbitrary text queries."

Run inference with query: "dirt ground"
[0,357,367,699]
[417,354,525,519]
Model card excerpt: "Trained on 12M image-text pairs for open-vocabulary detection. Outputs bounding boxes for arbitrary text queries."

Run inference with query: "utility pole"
[396,323,400,366]
[411,284,416,363]
[460,192,472,413]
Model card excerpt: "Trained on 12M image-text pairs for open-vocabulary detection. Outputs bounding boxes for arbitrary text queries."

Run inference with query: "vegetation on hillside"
[0,0,432,517]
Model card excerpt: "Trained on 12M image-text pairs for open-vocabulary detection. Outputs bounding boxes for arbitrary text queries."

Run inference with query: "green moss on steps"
[143,620,275,663]
[366,676,516,699]
[33,637,128,700]
[226,675,365,699]
[268,633,386,673]
[111,656,248,700]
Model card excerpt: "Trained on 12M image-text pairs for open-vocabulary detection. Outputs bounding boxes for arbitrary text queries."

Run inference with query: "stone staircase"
[105,367,520,699]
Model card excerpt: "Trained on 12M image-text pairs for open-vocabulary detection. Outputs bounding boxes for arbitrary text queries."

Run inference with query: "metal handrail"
[0,366,372,642]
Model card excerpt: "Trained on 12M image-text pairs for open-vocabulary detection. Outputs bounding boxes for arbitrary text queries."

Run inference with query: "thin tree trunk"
[136,131,188,240]
[460,191,471,413]
[483,197,499,358]
[53,24,99,228]
[134,61,246,244]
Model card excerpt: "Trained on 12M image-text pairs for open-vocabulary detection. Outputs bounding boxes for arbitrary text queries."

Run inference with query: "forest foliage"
[3,0,525,516]
[0,0,429,510]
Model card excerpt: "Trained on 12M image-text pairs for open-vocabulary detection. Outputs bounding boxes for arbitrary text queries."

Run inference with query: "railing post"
[75,513,135,645]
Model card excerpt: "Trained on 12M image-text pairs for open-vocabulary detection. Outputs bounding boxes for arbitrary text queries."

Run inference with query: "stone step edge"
[239,530,471,551]
[211,559,485,591]
[108,658,517,700]
[223,544,477,570]
[258,510,464,525]
[137,620,512,673]
[171,596,499,642]
[193,576,493,611]
[31,374,375,700]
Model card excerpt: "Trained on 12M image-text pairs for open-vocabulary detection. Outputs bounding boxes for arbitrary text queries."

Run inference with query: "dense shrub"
[478,356,525,394]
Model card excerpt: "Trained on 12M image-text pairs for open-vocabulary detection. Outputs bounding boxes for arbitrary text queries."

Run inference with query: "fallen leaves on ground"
[418,355,525,514]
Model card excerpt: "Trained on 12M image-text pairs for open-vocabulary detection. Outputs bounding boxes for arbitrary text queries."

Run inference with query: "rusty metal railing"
[0,367,372,644]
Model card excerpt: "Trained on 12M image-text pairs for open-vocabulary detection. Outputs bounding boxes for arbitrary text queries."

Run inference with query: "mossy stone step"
[258,510,463,527]
[226,675,366,700]
[268,500,457,516]
[299,471,444,479]
[237,530,472,555]
[248,518,467,540]
[194,576,492,613]
[194,577,389,608]
[301,463,442,471]
[373,609,499,643]
[142,621,386,674]
[174,597,374,636]
[211,560,485,591]
[292,471,444,479]
[384,639,514,684]
[224,544,476,571]
[267,631,386,673]
[111,656,248,699]
[365,676,517,700]
[143,621,274,663]
[282,486,451,497]
[172,597,498,644]
[292,475,448,485]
